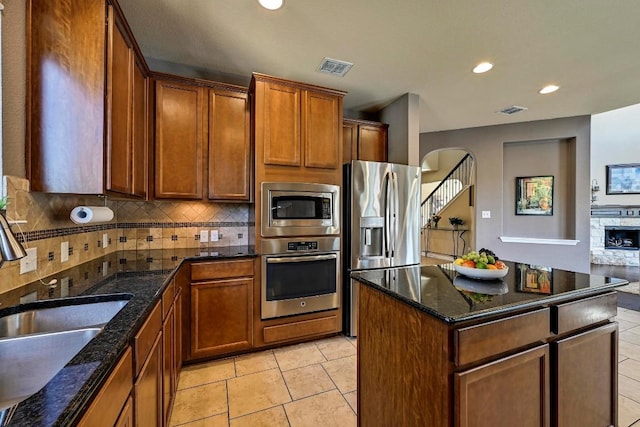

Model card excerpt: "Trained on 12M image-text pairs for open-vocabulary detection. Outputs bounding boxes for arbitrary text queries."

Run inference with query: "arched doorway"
[420,148,476,263]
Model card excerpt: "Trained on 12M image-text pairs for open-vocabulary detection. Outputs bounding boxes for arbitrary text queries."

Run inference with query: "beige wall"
[590,103,640,206]
[420,116,591,273]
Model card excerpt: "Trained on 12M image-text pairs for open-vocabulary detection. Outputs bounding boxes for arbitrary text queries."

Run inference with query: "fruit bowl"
[454,263,509,280]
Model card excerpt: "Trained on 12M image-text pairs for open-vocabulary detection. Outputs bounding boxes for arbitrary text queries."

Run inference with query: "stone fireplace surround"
[591,205,640,266]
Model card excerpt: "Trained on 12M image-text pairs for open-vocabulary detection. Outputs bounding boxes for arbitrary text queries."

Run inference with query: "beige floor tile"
[178,358,236,390]
[227,369,291,418]
[621,358,640,382]
[229,406,290,427]
[630,325,640,336]
[621,319,640,332]
[620,395,640,427]
[620,373,640,403]
[284,389,356,427]
[621,340,640,362]
[315,336,357,360]
[170,382,228,426]
[622,330,640,346]
[274,342,327,371]
[282,364,336,400]
[234,350,278,376]
[322,355,357,394]
[174,413,229,427]
[618,309,640,324]
[343,390,357,414]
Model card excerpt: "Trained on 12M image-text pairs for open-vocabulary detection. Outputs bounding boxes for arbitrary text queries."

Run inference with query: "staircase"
[421,153,474,256]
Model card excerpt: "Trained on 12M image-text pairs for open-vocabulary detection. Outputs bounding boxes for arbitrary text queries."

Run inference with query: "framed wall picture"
[515,176,554,216]
[606,163,640,194]
[516,264,553,294]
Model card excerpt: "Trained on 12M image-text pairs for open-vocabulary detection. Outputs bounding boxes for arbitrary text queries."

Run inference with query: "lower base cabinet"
[134,332,162,427]
[455,345,550,427]
[554,322,618,427]
[114,396,134,427]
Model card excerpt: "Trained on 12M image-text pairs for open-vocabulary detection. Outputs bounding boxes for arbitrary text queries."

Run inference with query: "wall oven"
[261,182,340,237]
[261,237,340,319]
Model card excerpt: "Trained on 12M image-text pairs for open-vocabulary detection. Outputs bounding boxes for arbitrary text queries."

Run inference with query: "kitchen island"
[352,262,627,427]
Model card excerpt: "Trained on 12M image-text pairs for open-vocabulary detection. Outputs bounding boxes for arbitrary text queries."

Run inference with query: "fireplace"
[604,226,640,250]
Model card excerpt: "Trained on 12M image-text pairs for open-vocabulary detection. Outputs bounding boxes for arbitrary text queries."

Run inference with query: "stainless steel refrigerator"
[343,160,421,336]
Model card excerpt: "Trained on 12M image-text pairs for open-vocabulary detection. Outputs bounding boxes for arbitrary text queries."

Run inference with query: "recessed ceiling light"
[472,62,493,74]
[258,0,284,10]
[539,85,560,94]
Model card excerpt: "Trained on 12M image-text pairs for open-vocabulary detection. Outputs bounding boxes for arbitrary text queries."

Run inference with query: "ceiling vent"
[497,105,528,115]
[317,57,353,77]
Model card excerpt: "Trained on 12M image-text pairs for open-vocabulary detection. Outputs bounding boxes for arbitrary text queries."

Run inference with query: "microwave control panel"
[287,241,318,251]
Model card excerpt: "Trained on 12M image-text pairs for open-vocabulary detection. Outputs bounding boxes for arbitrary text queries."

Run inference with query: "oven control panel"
[287,241,318,251]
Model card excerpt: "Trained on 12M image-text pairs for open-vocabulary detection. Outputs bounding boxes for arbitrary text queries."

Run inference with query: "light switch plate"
[20,291,38,304]
[102,233,109,249]
[200,230,209,243]
[482,210,491,219]
[61,241,69,262]
[102,261,109,277]
[61,277,70,297]
[211,230,219,242]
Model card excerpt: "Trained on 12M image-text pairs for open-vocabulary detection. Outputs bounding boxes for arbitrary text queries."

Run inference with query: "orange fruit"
[486,264,498,270]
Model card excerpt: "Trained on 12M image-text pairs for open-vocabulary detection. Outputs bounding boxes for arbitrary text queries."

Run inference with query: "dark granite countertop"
[351,260,628,324]
[1,246,256,426]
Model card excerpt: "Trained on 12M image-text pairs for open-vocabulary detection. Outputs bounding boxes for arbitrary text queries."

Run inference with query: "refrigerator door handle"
[390,171,399,259]
[384,172,392,258]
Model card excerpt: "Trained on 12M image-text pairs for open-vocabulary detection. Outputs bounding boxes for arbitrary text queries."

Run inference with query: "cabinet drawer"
[78,348,133,427]
[191,259,253,281]
[263,314,338,344]
[162,279,175,319]
[133,301,162,376]
[552,292,617,335]
[455,308,550,366]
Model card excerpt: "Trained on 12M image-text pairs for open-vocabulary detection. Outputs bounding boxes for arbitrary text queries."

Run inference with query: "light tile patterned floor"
[170,336,357,426]
[171,309,640,427]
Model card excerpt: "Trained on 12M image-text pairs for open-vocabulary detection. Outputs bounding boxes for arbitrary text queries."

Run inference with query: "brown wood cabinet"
[134,332,162,427]
[27,0,149,196]
[78,348,133,427]
[188,259,254,360]
[251,73,345,186]
[358,283,619,427]
[343,118,388,163]
[154,80,205,199]
[162,303,175,425]
[154,76,251,201]
[208,89,251,201]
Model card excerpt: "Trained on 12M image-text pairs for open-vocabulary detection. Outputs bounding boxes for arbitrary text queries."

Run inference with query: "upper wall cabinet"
[27,1,149,197]
[343,119,388,163]
[251,73,345,185]
[153,75,251,201]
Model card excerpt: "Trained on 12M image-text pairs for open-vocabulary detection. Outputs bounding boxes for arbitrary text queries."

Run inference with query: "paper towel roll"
[70,206,114,224]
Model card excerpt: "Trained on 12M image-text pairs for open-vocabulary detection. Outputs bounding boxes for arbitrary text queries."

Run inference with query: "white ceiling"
[118,0,640,133]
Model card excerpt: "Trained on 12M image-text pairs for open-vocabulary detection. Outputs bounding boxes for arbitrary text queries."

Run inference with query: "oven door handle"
[266,254,337,264]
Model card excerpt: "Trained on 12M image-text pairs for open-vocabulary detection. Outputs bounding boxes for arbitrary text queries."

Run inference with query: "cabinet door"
[174,289,183,385]
[358,124,388,162]
[342,120,357,165]
[106,9,132,195]
[155,80,205,199]
[114,396,134,427]
[134,332,162,427]
[262,82,301,166]
[303,90,341,169]
[455,344,550,427]
[162,305,175,425]
[131,57,148,198]
[208,89,251,200]
[553,322,617,427]
[191,277,253,359]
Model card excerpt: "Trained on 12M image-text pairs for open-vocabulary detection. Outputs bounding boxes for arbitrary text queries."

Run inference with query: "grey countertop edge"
[351,272,629,325]
[6,249,258,427]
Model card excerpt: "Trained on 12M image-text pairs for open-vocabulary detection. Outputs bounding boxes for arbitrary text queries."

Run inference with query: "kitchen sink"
[0,328,101,411]
[0,299,128,338]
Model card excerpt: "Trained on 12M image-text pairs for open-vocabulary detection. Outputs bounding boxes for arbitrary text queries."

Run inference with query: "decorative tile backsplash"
[0,176,251,295]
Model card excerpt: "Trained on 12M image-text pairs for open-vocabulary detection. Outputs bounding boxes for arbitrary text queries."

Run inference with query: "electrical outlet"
[482,210,491,219]
[20,248,38,274]
[200,230,209,243]
[61,241,69,263]
[102,261,109,277]
[102,233,109,249]
[61,277,70,297]
[211,230,219,242]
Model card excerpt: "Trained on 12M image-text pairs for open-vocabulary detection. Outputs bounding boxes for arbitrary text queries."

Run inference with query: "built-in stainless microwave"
[261,182,340,237]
